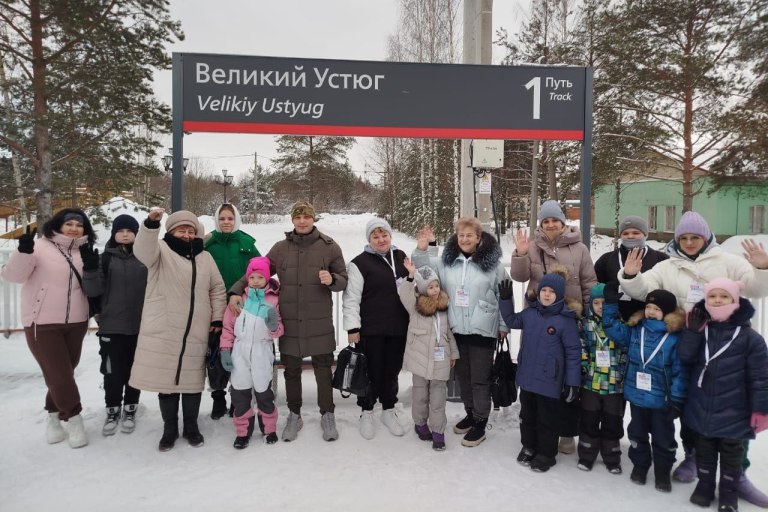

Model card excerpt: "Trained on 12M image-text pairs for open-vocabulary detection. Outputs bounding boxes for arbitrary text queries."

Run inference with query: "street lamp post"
[216,169,234,203]
[162,150,188,211]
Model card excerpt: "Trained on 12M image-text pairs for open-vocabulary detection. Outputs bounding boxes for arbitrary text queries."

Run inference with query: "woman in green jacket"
[204,203,261,419]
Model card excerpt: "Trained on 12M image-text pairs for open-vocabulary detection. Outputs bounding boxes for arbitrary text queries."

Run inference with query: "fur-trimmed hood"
[627,306,686,332]
[691,297,755,327]
[442,231,502,272]
[415,290,449,317]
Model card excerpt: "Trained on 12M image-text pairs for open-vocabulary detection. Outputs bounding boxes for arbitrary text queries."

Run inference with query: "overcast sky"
[154,1,526,182]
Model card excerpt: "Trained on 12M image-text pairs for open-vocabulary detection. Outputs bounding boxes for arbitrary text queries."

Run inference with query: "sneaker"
[233,435,250,449]
[381,409,405,437]
[282,412,303,442]
[453,413,474,434]
[530,455,556,473]
[558,436,576,454]
[414,423,432,441]
[265,432,278,444]
[121,404,138,434]
[102,407,121,436]
[46,412,67,444]
[461,417,487,447]
[359,410,376,440]
[321,412,338,441]
[66,414,88,449]
[432,432,446,451]
[631,465,649,485]
[606,464,623,475]
[517,447,535,466]
[577,459,594,471]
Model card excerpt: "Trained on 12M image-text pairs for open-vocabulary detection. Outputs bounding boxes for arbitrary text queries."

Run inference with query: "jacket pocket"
[542,354,558,380]
[469,300,497,337]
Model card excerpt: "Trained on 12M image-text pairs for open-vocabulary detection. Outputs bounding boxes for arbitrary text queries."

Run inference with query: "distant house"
[593,153,768,242]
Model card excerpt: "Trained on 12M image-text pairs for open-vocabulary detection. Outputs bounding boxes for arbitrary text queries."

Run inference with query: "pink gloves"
[752,412,768,434]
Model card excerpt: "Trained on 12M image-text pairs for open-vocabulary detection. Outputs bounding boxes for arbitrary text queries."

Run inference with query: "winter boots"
[737,471,768,508]
[631,465,650,485]
[530,454,557,473]
[461,416,487,447]
[690,464,716,507]
[432,432,446,451]
[181,393,204,447]
[210,390,227,420]
[415,424,432,441]
[321,412,339,441]
[381,409,404,437]
[233,409,254,450]
[281,411,303,442]
[158,394,180,452]
[517,447,535,466]
[673,448,697,483]
[121,404,138,433]
[719,468,741,512]
[66,414,88,449]
[46,412,67,444]
[102,406,121,436]
[558,436,576,454]
[655,465,673,493]
[453,411,474,434]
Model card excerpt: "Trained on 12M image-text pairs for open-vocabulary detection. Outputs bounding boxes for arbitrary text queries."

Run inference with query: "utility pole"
[529,141,540,230]
[253,152,258,223]
[460,0,493,225]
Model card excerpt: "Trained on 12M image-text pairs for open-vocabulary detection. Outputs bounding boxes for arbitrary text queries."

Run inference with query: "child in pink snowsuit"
[220,256,284,448]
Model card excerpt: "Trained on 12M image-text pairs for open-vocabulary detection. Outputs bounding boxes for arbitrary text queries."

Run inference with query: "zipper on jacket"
[175,249,197,386]
[64,239,75,324]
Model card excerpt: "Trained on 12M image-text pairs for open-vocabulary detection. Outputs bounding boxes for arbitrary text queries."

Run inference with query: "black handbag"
[332,345,369,398]
[491,335,518,408]
[206,330,230,390]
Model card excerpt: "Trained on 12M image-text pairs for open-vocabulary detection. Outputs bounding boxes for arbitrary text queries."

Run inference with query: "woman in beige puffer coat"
[130,208,226,452]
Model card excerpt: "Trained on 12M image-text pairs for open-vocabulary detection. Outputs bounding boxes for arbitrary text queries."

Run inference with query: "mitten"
[498,279,513,301]
[79,244,100,272]
[220,349,234,372]
[603,282,621,303]
[265,305,278,332]
[17,228,36,254]
[751,412,768,434]
[687,307,707,331]
[562,385,580,403]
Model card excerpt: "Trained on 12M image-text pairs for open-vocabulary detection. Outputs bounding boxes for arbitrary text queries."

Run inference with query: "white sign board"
[478,173,492,194]
[471,139,504,168]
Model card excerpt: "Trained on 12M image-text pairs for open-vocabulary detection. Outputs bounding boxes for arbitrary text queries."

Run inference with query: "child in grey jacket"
[399,257,459,451]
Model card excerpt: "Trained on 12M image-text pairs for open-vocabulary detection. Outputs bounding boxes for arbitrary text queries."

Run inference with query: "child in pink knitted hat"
[678,277,768,511]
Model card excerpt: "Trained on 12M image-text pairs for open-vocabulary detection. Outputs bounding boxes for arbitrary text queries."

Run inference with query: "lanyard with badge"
[594,322,611,368]
[635,328,670,391]
[381,248,405,287]
[454,258,470,308]
[680,267,706,303]
[433,314,445,361]
[697,325,741,388]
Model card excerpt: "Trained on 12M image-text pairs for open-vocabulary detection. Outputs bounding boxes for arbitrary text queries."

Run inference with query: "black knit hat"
[645,289,677,317]
[111,214,139,235]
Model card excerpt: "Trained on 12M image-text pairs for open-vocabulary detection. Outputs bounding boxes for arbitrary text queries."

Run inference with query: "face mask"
[620,237,646,250]
[705,302,739,322]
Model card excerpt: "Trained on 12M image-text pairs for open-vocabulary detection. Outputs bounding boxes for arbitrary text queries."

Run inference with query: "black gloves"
[687,307,707,331]
[562,385,580,403]
[666,400,684,419]
[17,227,36,254]
[79,244,100,272]
[603,282,621,303]
[498,279,513,301]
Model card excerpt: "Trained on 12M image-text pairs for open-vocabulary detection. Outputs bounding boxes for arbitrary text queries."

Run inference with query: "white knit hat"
[414,266,439,295]
[365,217,392,241]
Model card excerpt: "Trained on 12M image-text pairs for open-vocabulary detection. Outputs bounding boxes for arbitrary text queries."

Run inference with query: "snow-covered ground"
[0,203,766,511]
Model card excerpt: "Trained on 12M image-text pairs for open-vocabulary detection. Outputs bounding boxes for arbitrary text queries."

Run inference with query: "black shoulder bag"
[332,344,369,398]
[491,335,518,408]
[54,243,101,319]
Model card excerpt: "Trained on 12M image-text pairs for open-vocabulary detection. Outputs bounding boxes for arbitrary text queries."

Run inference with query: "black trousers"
[520,389,562,460]
[454,334,495,419]
[99,333,141,408]
[578,389,625,465]
[627,404,677,470]
[356,335,406,411]
[696,436,744,472]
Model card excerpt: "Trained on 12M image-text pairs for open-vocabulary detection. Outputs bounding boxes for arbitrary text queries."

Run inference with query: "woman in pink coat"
[1,208,96,449]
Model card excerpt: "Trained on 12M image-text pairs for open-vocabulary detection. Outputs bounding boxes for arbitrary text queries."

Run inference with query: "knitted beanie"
[246,256,272,280]
[704,278,743,303]
[365,217,392,241]
[537,200,566,225]
[619,216,649,237]
[645,289,678,317]
[538,272,566,302]
[674,211,712,242]
[165,210,203,237]
[590,283,606,302]
[414,266,440,295]
[111,214,139,235]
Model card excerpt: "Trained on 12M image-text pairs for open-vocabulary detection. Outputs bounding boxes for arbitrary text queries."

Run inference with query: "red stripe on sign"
[182,121,584,141]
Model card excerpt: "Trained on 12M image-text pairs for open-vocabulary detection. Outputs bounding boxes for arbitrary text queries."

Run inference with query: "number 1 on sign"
[524,77,541,120]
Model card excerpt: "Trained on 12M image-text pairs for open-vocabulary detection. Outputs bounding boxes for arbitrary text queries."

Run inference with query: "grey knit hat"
[365,217,392,241]
[619,216,649,237]
[537,200,566,225]
[414,266,440,295]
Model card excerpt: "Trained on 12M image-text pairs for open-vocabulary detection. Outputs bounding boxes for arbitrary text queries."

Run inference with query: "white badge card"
[636,372,652,391]
[454,288,470,308]
[433,346,446,361]
[687,283,705,303]
[596,350,611,368]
